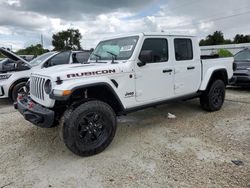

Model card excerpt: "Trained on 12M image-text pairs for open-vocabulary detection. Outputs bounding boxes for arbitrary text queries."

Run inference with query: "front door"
[135,37,174,102]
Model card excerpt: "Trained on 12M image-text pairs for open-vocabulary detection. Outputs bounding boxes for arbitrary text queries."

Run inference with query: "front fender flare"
[50,82,125,110]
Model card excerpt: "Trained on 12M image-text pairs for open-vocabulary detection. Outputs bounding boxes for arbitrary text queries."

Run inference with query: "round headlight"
[44,79,52,94]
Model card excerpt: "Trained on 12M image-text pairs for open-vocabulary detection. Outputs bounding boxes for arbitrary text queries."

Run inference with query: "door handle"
[187,66,195,70]
[163,69,173,73]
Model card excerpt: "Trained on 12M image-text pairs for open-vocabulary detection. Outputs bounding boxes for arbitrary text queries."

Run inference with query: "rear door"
[135,37,174,102]
[173,38,201,96]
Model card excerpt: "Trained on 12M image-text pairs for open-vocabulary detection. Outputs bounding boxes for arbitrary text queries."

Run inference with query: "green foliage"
[224,39,233,44]
[217,49,233,58]
[234,34,250,43]
[16,44,49,56]
[200,31,250,46]
[199,31,231,46]
[52,29,82,51]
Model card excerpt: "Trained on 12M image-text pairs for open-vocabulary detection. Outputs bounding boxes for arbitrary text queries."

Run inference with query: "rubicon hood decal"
[67,69,116,78]
[31,63,125,81]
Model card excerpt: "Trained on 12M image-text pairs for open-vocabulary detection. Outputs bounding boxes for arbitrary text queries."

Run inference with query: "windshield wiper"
[106,51,117,64]
[92,53,101,62]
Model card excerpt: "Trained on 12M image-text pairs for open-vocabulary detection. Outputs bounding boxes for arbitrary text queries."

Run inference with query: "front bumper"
[0,86,4,97]
[230,75,250,86]
[14,95,55,128]
[0,84,8,98]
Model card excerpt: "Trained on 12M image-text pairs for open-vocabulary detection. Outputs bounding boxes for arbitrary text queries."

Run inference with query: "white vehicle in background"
[19,55,36,61]
[0,48,91,101]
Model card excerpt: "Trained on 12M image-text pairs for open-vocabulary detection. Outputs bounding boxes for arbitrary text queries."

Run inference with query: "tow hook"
[28,101,34,109]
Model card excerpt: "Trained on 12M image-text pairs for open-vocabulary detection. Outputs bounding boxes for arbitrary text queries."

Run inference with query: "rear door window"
[174,39,193,61]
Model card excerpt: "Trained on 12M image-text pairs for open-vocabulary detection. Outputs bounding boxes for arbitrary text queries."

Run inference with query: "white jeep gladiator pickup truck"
[15,33,234,157]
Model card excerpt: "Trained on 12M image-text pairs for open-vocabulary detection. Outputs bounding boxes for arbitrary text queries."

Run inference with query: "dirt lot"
[0,88,249,188]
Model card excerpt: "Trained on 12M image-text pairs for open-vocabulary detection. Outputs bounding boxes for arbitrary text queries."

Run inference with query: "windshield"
[28,52,56,67]
[90,36,139,61]
[234,50,250,61]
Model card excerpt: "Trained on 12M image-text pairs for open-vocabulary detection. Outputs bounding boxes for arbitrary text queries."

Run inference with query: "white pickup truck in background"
[15,33,234,157]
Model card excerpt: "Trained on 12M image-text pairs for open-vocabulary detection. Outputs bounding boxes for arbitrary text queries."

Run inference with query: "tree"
[211,31,225,45]
[224,39,233,45]
[199,31,234,46]
[52,29,82,51]
[234,34,250,44]
[199,39,206,46]
[199,31,230,46]
[16,44,49,56]
[200,31,250,46]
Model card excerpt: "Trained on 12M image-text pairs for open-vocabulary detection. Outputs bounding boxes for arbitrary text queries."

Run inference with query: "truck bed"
[200,57,234,90]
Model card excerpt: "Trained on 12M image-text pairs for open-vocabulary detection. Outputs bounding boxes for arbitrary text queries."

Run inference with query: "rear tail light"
[233,63,237,71]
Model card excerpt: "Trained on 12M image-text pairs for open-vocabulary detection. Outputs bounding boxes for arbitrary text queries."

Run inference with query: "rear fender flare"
[199,68,228,91]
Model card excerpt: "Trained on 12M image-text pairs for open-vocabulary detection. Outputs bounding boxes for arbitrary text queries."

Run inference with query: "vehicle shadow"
[227,86,250,92]
[0,99,13,108]
[15,99,203,160]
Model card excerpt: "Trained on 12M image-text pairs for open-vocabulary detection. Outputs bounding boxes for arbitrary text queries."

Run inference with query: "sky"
[0,0,250,51]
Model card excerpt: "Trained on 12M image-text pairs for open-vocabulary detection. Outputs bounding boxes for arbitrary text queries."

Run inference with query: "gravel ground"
[0,88,249,188]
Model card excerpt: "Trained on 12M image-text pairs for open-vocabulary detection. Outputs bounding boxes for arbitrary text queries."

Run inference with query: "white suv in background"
[0,48,91,101]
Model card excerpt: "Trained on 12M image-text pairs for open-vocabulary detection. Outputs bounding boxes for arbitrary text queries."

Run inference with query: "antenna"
[41,34,44,48]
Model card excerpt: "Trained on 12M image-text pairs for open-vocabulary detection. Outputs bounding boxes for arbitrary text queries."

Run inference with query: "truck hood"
[33,63,122,81]
[0,48,28,64]
[0,48,30,73]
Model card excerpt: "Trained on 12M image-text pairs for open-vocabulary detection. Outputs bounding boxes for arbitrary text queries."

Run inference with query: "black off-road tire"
[11,82,27,102]
[62,100,117,157]
[200,80,226,112]
[59,107,74,140]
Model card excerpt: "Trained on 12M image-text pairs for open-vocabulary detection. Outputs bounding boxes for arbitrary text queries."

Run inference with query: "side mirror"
[138,50,153,67]
[137,61,146,67]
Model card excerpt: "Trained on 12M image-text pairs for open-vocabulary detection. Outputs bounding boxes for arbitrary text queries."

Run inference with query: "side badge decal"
[125,92,135,98]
